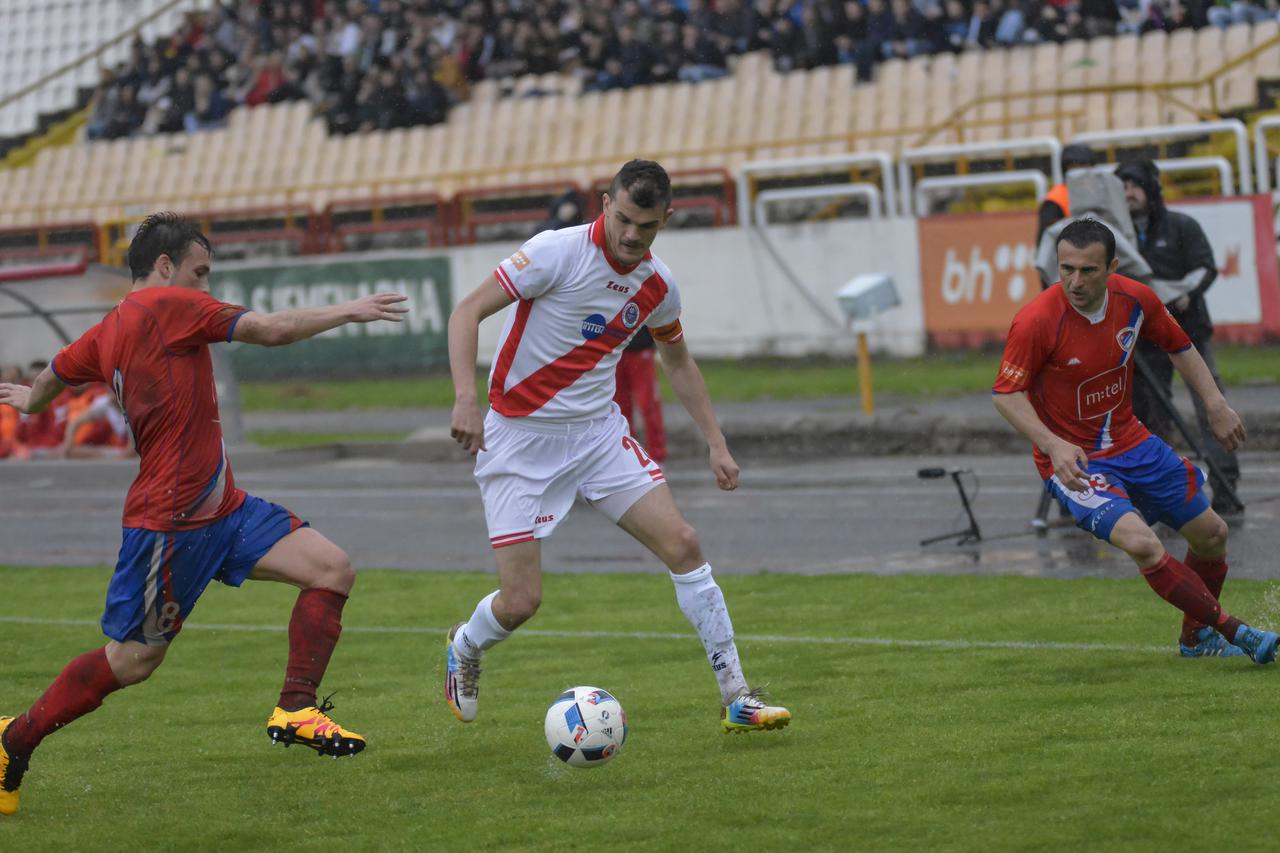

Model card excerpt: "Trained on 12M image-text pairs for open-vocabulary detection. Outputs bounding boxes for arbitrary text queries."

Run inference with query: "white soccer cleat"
[445,623,481,722]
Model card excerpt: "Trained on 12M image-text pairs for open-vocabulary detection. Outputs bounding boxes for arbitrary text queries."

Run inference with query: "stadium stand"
[0,0,214,141]
[1,2,1279,255]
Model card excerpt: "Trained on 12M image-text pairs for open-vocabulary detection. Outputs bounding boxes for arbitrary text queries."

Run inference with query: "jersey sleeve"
[493,231,562,301]
[51,323,105,386]
[1135,285,1192,353]
[646,264,683,342]
[992,308,1048,394]
[157,289,249,348]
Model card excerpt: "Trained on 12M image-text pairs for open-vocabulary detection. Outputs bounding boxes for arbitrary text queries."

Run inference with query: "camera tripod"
[920,468,983,546]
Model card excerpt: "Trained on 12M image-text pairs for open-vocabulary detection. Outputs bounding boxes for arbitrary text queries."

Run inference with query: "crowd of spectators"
[82,0,1280,143]
[0,363,131,461]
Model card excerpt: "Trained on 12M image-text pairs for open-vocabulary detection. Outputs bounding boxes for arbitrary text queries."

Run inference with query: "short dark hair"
[1057,218,1116,265]
[126,212,212,281]
[607,159,672,210]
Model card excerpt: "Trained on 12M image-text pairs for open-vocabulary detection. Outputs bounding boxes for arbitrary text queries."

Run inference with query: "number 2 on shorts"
[621,435,651,467]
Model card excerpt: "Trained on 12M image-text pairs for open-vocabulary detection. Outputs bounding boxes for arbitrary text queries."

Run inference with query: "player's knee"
[313,547,355,595]
[122,656,163,686]
[108,644,166,686]
[668,523,702,569]
[1192,516,1229,555]
[504,587,542,623]
[1122,529,1164,566]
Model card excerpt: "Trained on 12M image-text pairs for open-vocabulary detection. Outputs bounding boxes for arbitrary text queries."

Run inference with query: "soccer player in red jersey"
[0,213,408,816]
[993,218,1277,663]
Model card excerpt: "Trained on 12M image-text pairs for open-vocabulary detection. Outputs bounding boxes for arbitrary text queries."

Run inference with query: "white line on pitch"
[0,615,1171,654]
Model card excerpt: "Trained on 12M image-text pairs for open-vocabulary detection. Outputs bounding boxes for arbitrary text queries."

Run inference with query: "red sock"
[4,648,122,755]
[278,588,347,711]
[1180,551,1229,643]
[1142,553,1242,643]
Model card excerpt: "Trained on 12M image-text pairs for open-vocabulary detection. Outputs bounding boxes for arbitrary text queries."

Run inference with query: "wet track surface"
[4,451,1280,581]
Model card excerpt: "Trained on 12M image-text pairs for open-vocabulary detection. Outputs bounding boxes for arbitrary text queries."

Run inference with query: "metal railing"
[1106,156,1237,196]
[912,171,1048,217]
[1254,115,1280,194]
[898,138,1061,216]
[914,29,1280,150]
[752,184,884,226]
[737,153,896,225]
[1071,120,1253,193]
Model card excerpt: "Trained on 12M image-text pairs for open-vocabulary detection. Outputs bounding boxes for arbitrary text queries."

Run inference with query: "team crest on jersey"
[1116,326,1137,352]
[509,250,531,270]
[581,313,607,340]
[621,301,641,329]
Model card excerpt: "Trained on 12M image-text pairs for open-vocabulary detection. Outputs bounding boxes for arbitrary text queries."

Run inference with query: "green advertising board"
[211,254,452,380]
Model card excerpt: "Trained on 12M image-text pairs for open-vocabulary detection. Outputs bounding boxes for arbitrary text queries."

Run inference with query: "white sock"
[454,591,511,660]
[670,563,748,704]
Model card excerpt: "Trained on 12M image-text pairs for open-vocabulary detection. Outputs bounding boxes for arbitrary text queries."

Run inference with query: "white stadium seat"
[0,0,217,137]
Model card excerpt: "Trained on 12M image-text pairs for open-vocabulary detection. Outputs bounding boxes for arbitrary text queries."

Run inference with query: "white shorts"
[475,404,666,548]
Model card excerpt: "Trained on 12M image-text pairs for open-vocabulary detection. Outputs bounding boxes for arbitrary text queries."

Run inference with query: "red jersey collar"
[589,214,650,276]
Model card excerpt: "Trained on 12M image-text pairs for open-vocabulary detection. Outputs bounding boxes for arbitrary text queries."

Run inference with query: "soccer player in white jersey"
[445,160,791,733]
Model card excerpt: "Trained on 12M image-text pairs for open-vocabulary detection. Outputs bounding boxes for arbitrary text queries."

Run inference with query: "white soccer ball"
[544,686,627,768]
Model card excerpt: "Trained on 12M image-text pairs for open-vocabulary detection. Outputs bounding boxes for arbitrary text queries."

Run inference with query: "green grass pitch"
[2,566,1279,850]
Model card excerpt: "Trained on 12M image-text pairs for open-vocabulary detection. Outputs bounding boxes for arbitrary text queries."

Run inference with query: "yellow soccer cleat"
[720,688,792,734]
[0,716,29,816]
[266,697,366,758]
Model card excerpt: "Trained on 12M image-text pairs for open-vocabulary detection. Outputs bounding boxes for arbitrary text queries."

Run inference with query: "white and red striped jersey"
[487,215,684,421]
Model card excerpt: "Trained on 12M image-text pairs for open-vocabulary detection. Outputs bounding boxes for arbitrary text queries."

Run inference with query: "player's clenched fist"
[450,399,486,455]
[710,445,739,491]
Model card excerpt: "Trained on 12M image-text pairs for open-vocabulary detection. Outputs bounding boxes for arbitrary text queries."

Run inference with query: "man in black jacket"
[1117,159,1241,512]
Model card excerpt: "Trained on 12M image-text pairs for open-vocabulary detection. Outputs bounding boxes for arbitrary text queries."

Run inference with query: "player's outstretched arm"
[655,338,738,491]
[0,366,65,415]
[1169,347,1246,451]
[232,292,408,347]
[992,391,1090,490]
[448,275,516,455]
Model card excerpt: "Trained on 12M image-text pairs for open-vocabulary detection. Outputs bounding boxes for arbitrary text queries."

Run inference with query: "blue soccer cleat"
[721,688,791,734]
[1233,625,1279,664]
[1179,626,1245,658]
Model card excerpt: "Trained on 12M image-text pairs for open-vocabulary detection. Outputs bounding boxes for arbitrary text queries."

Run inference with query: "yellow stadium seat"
[1252,20,1280,78]
[1216,24,1259,111]
[1137,30,1168,85]
[1196,25,1226,78]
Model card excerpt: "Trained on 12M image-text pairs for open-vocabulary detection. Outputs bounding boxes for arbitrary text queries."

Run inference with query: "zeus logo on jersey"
[581,314,607,339]
[606,281,630,293]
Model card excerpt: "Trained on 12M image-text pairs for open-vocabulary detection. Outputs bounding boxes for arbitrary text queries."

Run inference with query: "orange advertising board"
[917,211,1039,342]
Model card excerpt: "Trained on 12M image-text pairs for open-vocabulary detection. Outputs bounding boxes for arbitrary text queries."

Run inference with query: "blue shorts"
[1045,435,1209,542]
[102,494,307,645]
